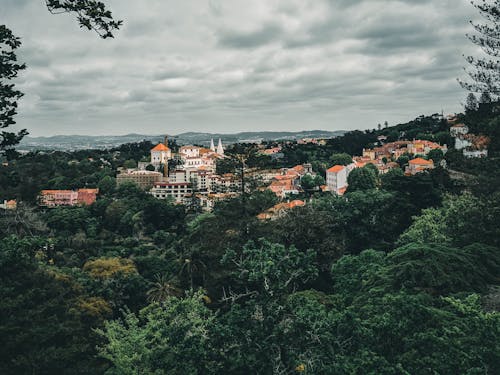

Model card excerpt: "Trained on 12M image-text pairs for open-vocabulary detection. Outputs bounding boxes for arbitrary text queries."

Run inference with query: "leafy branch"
[44,0,123,39]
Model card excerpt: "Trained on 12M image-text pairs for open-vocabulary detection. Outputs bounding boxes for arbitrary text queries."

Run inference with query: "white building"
[463,149,488,158]
[178,142,224,172]
[150,182,192,203]
[179,145,201,158]
[450,124,469,138]
[326,163,356,195]
[138,137,172,172]
[455,137,472,151]
[116,170,163,189]
[450,124,489,158]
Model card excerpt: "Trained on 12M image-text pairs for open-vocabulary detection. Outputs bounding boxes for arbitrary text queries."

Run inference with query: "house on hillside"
[450,124,489,158]
[326,163,356,195]
[116,170,164,190]
[450,123,469,138]
[406,158,434,175]
[257,200,305,220]
[0,199,17,210]
[38,189,99,207]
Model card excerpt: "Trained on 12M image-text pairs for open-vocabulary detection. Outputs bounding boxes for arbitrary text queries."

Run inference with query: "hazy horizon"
[3,0,479,137]
[22,128,346,138]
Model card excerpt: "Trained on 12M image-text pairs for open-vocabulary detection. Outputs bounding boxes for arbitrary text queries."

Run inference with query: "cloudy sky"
[2,0,481,136]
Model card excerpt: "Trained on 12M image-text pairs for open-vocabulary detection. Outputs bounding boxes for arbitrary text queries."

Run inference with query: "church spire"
[217,138,224,155]
[210,138,215,152]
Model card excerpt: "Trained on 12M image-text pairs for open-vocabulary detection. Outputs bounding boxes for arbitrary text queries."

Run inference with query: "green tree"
[215,241,319,373]
[0,26,27,154]
[300,174,324,191]
[222,239,318,296]
[427,148,444,165]
[399,193,500,248]
[123,159,137,169]
[396,155,410,168]
[386,242,500,295]
[300,174,316,190]
[380,167,404,189]
[397,207,449,246]
[461,0,500,94]
[97,175,116,195]
[331,249,386,299]
[329,153,353,166]
[46,206,91,234]
[465,92,479,113]
[97,291,218,375]
[0,236,108,374]
[347,166,377,192]
[82,257,148,311]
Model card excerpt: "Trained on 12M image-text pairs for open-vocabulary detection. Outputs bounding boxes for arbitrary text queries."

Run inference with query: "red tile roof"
[40,190,74,195]
[327,165,345,173]
[409,157,433,165]
[151,143,169,151]
[292,165,305,173]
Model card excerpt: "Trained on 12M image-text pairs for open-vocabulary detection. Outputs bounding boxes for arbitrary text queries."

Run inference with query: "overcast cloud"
[1,0,480,136]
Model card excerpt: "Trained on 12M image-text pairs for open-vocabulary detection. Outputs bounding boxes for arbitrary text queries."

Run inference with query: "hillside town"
[7,114,486,214]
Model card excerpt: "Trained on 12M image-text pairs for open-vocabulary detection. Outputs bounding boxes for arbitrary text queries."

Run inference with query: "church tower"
[217,138,224,155]
[150,134,172,169]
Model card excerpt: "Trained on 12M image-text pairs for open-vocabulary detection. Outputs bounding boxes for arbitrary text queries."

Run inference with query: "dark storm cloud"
[0,0,479,136]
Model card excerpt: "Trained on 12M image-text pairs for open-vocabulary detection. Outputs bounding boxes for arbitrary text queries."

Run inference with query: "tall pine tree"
[461,0,500,95]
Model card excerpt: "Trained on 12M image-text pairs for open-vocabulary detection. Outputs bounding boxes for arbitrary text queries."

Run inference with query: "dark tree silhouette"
[0,26,27,154]
[0,1,121,155]
[461,0,500,94]
[45,0,123,39]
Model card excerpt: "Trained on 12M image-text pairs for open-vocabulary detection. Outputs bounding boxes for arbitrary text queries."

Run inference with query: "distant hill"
[18,130,346,151]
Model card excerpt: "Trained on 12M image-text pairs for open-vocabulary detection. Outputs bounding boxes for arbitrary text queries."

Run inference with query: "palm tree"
[178,256,207,289]
[147,274,181,303]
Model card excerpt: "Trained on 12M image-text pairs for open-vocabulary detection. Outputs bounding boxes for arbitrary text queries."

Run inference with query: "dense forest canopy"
[1,103,500,374]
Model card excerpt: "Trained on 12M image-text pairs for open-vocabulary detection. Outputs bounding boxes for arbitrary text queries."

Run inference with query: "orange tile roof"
[288,199,305,208]
[292,165,305,173]
[40,190,74,195]
[327,165,345,173]
[285,170,300,176]
[78,188,99,193]
[270,180,294,189]
[269,185,283,194]
[257,212,271,220]
[151,143,169,151]
[258,199,305,219]
[409,157,433,165]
